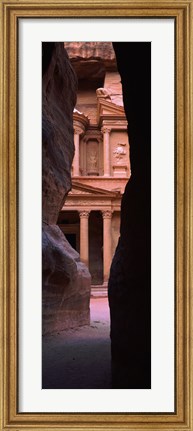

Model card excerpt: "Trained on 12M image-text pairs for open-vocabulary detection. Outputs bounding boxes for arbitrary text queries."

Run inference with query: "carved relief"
[86,140,99,175]
[96,87,111,100]
[68,189,92,195]
[79,211,90,218]
[101,126,111,134]
[65,201,80,205]
[66,200,111,206]
[83,131,102,142]
[113,142,127,163]
[102,210,113,219]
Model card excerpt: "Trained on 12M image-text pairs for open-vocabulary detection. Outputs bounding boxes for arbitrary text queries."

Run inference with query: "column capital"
[102,210,112,219]
[74,127,83,135]
[101,126,111,134]
[79,210,90,219]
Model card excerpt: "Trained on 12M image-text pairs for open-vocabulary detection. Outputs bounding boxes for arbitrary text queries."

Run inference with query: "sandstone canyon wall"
[42,43,91,334]
[108,43,151,388]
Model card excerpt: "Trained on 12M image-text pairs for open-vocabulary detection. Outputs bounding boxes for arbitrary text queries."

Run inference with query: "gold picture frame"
[0,0,192,429]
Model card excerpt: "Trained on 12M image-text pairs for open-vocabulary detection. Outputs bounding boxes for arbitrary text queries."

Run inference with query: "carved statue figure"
[96,87,111,100]
[88,150,98,170]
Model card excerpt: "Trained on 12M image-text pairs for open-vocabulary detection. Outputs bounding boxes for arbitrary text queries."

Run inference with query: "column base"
[91,283,108,298]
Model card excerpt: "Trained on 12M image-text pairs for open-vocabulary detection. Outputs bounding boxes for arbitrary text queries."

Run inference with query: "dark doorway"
[89,211,103,285]
[65,233,77,250]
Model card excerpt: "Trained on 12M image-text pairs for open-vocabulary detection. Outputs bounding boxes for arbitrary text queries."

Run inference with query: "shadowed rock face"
[64,41,115,62]
[42,43,91,334]
[42,43,77,224]
[64,42,117,80]
[108,43,151,389]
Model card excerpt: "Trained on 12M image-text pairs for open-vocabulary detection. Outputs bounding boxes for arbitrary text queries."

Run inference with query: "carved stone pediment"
[97,97,127,127]
[68,181,121,198]
[68,189,93,196]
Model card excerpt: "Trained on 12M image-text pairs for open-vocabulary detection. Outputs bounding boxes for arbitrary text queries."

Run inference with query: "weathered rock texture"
[64,42,117,79]
[42,43,76,223]
[108,43,151,388]
[42,42,91,334]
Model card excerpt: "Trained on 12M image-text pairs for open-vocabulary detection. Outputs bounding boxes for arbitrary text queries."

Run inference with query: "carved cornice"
[83,135,102,143]
[82,127,103,142]
[73,109,89,134]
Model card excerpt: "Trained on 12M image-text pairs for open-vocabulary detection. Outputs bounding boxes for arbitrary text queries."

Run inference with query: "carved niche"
[86,140,99,175]
[80,131,103,176]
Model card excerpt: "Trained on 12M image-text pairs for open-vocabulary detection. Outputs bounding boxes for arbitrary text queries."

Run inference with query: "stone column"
[73,128,81,176]
[102,127,111,177]
[79,211,90,266]
[102,210,112,283]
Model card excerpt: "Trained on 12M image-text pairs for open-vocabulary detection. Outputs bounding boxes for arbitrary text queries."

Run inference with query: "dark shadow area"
[42,42,55,76]
[89,211,103,285]
[108,43,151,388]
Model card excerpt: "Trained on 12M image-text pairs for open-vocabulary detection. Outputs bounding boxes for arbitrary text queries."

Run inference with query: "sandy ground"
[42,297,112,389]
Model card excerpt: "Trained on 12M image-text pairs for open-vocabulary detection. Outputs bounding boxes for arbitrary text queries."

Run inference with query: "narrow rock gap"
[42,42,151,389]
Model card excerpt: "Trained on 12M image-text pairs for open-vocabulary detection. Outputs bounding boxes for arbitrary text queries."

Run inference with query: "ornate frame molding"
[0,1,192,430]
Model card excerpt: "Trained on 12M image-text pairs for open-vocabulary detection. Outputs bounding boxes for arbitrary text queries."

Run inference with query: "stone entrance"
[89,211,103,285]
[58,206,119,287]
